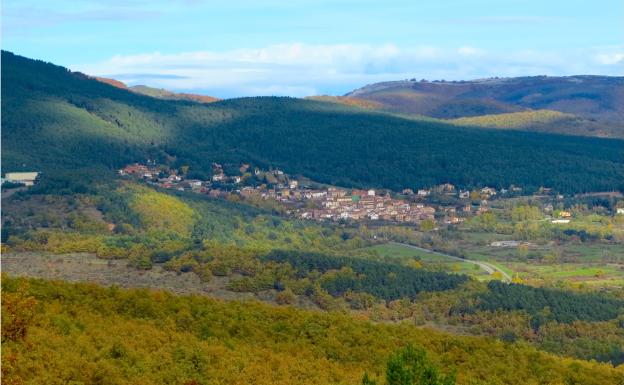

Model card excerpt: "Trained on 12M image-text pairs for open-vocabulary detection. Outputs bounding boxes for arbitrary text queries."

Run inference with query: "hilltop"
[93,76,219,103]
[345,76,624,138]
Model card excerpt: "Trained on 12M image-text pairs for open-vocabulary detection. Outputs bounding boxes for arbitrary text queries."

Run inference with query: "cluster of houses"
[122,161,593,226]
[119,163,222,197]
[295,188,436,223]
[118,162,439,224]
[119,162,280,197]
[407,183,519,200]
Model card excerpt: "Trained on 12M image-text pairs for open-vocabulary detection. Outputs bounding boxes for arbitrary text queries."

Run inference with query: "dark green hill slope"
[2,51,623,193]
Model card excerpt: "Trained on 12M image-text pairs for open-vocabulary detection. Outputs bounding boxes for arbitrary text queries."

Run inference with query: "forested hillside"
[3,51,623,193]
[3,276,624,385]
[347,76,624,120]
[346,76,624,138]
[448,109,624,138]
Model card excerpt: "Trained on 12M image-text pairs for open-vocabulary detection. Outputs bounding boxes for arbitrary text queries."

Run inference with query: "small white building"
[188,180,202,188]
[491,241,522,247]
[4,172,39,186]
[481,187,497,196]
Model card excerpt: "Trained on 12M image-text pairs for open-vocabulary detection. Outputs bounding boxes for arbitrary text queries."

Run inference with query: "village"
[118,161,623,225]
[4,163,615,225]
[117,161,529,225]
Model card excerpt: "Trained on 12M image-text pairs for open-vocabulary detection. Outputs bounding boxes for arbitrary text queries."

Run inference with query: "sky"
[3,0,623,97]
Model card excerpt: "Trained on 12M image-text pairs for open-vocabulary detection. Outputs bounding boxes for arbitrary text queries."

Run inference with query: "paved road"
[390,242,512,282]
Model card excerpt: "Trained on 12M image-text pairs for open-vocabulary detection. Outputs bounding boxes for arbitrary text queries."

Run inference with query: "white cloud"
[457,46,483,56]
[450,16,561,25]
[595,52,624,65]
[73,43,624,98]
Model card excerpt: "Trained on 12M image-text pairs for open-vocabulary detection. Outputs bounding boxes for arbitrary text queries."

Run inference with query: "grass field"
[505,261,624,287]
[365,231,624,289]
[561,243,624,261]
[447,226,624,287]
[362,243,487,276]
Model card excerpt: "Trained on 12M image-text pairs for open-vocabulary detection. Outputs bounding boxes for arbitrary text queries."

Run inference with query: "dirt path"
[390,242,512,282]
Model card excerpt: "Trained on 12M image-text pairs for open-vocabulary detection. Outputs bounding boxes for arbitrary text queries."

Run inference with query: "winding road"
[390,242,512,282]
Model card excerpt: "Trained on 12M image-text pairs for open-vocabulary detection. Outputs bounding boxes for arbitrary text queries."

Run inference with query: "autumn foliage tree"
[1,292,37,342]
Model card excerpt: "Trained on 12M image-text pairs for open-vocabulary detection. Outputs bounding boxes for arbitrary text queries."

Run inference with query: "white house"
[4,172,39,186]
[188,180,202,188]
[481,187,497,196]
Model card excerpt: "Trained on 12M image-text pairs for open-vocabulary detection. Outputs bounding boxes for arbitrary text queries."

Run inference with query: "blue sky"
[3,0,623,97]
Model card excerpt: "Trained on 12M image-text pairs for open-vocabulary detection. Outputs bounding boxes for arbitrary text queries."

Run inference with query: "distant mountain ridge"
[93,76,219,103]
[345,76,624,138]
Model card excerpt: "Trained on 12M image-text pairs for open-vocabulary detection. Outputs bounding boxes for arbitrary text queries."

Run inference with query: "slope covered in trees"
[447,109,624,138]
[2,180,361,263]
[2,51,623,194]
[346,76,624,134]
[478,281,624,324]
[3,276,623,385]
[345,78,624,139]
[4,181,624,365]
[263,250,467,300]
